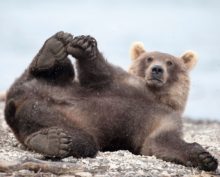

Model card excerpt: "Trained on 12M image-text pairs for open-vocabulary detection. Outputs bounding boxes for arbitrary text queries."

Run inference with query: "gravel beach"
[0,101,219,177]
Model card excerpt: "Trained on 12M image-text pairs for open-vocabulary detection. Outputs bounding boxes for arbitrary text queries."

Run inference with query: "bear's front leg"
[30,31,75,83]
[67,35,112,88]
[141,130,218,171]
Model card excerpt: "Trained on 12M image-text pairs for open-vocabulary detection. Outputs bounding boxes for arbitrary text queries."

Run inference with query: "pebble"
[160,171,171,177]
[75,172,93,177]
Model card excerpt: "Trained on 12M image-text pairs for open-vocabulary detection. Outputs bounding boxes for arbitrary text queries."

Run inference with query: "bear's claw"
[197,152,218,171]
[55,31,73,45]
[68,35,98,59]
[187,143,218,171]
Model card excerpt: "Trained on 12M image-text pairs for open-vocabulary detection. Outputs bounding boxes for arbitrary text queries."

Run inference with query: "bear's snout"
[151,65,164,79]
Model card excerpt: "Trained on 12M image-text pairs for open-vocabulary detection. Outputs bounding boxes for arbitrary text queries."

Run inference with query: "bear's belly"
[21,81,175,152]
[52,93,152,151]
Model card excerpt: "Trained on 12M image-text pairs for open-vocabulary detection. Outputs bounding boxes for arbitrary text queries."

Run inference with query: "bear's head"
[128,42,198,112]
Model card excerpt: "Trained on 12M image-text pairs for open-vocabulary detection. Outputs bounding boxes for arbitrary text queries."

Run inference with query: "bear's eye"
[166,61,173,66]
[147,57,153,63]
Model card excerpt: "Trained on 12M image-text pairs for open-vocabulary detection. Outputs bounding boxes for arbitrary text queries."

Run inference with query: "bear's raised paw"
[32,31,73,71]
[67,35,98,60]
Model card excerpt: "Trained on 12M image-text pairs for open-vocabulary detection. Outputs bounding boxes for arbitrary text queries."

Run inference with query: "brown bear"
[128,41,198,114]
[4,32,218,171]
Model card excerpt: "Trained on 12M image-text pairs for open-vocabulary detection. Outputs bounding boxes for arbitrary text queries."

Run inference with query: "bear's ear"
[180,50,198,71]
[129,42,146,61]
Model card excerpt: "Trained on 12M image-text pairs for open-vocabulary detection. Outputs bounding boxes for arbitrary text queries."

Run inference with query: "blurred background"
[0,0,220,120]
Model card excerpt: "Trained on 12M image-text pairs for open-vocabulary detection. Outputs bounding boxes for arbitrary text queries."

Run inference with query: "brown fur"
[128,43,198,113]
[4,33,218,171]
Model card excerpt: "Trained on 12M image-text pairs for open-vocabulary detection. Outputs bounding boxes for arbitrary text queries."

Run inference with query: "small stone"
[160,171,171,177]
[94,175,110,177]
[117,152,125,156]
[75,172,93,177]
[18,169,34,174]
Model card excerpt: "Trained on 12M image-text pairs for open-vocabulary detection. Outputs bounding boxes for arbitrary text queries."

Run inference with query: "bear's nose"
[151,65,164,77]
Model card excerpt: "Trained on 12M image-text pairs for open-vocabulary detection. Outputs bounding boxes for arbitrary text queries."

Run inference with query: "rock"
[75,172,93,177]
[160,171,172,177]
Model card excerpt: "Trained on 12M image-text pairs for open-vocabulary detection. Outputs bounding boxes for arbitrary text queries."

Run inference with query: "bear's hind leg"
[6,99,98,159]
[30,31,75,83]
[25,127,98,158]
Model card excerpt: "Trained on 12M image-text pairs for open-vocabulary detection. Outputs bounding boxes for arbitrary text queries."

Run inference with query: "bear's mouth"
[146,78,165,87]
[149,78,163,83]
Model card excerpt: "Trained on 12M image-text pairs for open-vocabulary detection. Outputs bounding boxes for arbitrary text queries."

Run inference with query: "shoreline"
[0,101,219,176]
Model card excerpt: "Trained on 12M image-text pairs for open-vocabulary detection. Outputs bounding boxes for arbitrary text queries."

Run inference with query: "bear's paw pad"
[197,152,218,171]
[188,143,218,171]
[71,35,97,59]
[25,127,72,158]
[33,32,73,70]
